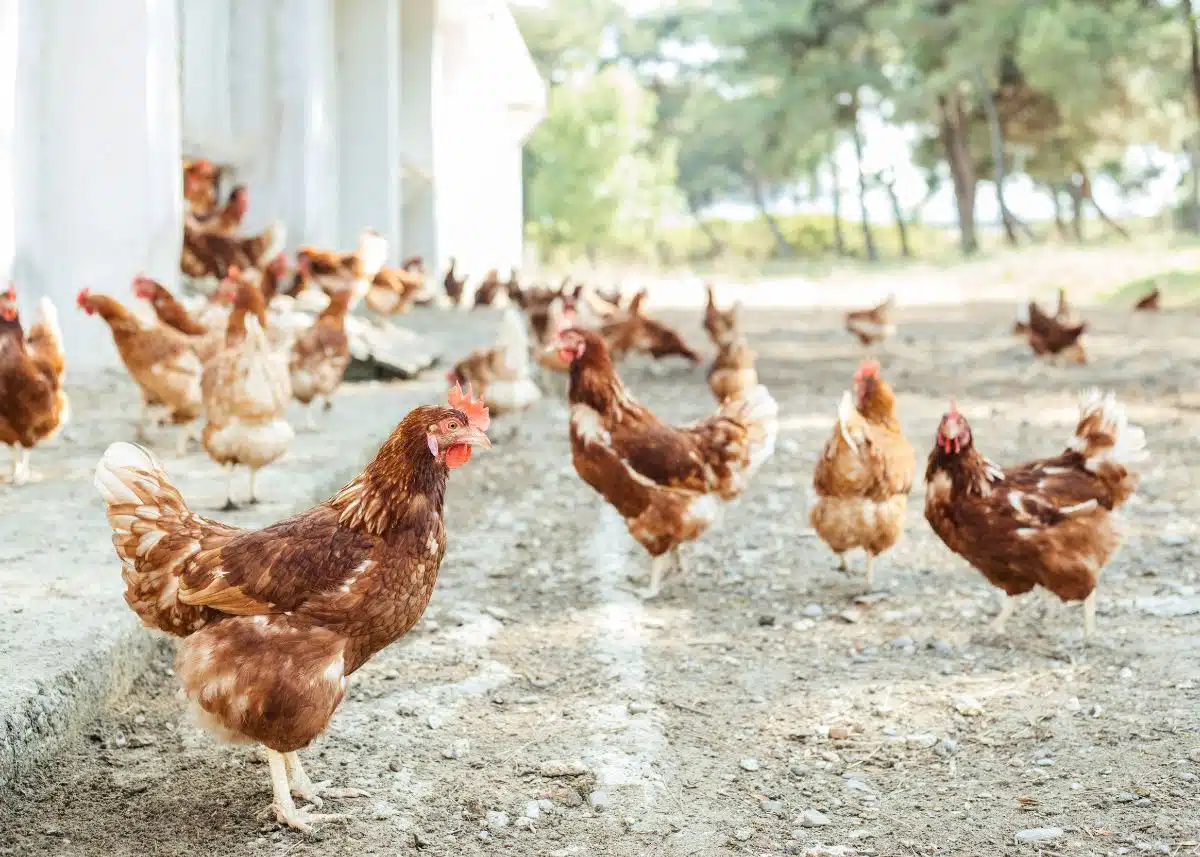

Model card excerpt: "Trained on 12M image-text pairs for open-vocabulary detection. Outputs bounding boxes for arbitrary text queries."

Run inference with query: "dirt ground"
[1,302,1198,857]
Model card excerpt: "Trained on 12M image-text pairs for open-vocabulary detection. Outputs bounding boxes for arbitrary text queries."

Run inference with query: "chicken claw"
[267,750,354,832]
[284,751,370,807]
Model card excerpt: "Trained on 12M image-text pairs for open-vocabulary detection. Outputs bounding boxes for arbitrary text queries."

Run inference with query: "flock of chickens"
[0,157,1155,833]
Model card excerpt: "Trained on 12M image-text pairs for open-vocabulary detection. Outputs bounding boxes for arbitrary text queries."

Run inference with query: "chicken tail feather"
[1069,389,1147,505]
[94,442,216,636]
[719,383,778,476]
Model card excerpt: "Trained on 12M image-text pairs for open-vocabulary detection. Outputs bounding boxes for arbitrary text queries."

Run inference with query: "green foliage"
[525,67,684,261]
[514,0,1200,267]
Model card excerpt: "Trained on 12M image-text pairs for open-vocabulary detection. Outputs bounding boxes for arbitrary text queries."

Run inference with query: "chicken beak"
[461,426,492,449]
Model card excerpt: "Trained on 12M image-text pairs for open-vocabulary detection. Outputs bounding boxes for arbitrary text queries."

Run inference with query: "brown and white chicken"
[92,384,491,831]
[703,285,758,403]
[447,306,541,415]
[295,230,389,303]
[289,289,353,430]
[201,278,293,509]
[845,294,896,346]
[809,360,915,591]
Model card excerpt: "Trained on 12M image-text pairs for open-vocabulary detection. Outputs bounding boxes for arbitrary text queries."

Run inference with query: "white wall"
[400,0,440,268]
[8,0,183,368]
[0,0,17,286]
[335,0,401,258]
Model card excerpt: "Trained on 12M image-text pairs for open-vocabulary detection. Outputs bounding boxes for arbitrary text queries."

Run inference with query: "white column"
[0,0,17,284]
[177,0,234,157]
[229,0,281,232]
[335,0,401,258]
[400,0,440,268]
[276,0,338,249]
[16,0,183,368]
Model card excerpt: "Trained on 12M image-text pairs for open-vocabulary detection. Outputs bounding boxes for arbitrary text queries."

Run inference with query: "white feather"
[1073,388,1149,469]
[94,442,160,505]
[357,231,389,281]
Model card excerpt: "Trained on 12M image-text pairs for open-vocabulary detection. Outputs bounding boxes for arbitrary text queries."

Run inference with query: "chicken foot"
[641,548,685,600]
[283,751,371,806]
[304,404,318,432]
[265,749,347,832]
[247,468,260,505]
[220,463,240,512]
[8,446,32,485]
[991,596,1019,634]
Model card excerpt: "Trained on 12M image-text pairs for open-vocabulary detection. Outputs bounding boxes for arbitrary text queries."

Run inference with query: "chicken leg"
[284,751,370,806]
[991,596,1018,634]
[266,749,346,832]
[9,446,31,485]
[1082,591,1097,640]
[304,405,317,432]
[863,553,875,593]
[641,553,672,600]
[247,468,260,505]
[220,463,239,511]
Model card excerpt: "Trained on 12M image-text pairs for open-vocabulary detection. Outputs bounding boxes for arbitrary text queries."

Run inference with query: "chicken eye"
[446,420,459,431]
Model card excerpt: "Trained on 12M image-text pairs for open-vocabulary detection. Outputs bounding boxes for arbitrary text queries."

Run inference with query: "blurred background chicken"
[845,293,896,346]
[702,285,757,402]
[289,288,353,430]
[600,289,701,364]
[1026,300,1088,363]
[443,257,468,306]
[0,287,68,485]
[809,360,914,591]
[295,230,389,302]
[202,278,293,509]
[447,307,541,415]
[77,288,203,451]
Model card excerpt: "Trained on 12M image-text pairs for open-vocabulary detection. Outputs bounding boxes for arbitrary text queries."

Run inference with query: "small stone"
[953,695,984,716]
[758,614,776,626]
[801,809,832,827]
[1035,758,1054,766]
[1160,534,1188,547]
[1135,797,1153,807]
[525,801,540,820]
[372,802,397,820]
[837,608,862,624]
[891,635,915,651]
[906,733,938,749]
[388,759,403,772]
[514,816,533,830]
[1015,827,1064,843]
[802,604,824,618]
[761,799,785,815]
[485,810,509,830]
[733,827,753,842]
[442,739,470,760]
[1188,748,1200,763]
[540,759,589,777]
[844,779,874,794]
[936,738,958,757]
[396,703,417,717]
[828,726,852,740]
[1115,791,1139,803]
[478,831,490,841]
[253,837,267,845]
[740,758,761,772]
[588,791,609,810]
[628,701,651,714]
[538,798,554,811]
[427,713,443,729]
[931,639,954,657]
[1064,696,1081,712]
[790,764,808,777]
[133,715,146,725]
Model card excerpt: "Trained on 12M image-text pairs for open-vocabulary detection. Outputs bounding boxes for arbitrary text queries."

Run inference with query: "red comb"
[448,382,490,432]
[948,397,959,416]
[854,359,880,382]
[76,287,91,306]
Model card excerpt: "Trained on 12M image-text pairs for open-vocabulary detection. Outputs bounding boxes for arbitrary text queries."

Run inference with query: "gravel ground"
[1,302,1198,857]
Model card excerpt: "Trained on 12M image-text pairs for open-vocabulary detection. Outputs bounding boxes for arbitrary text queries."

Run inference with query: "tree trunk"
[1077,167,1130,238]
[973,68,1017,246]
[1066,182,1084,242]
[745,170,796,258]
[1047,184,1069,239]
[1185,0,1200,231]
[849,109,878,262]
[829,151,847,256]
[880,174,911,257]
[686,197,724,259]
[938,91,978,254]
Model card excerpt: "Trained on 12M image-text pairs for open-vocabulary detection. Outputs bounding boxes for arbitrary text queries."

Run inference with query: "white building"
[0,0,544,365]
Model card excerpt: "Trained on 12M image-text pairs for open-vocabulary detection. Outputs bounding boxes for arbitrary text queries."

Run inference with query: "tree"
[525,66,683,260]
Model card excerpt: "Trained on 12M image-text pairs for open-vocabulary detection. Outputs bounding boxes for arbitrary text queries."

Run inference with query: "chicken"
[0,287,69,484]
[181,220,287,281]
[1134,287,1160,311]
[77,288,203,451]
[809,361,915,591]
[472,269,503,308]
[443,257,467,306]
[504,269,523,308]
[183,158,219,216]
[552,327,778,598]
[188,185,248,236]
[289,288,352,430]
[600,289,702,364]
[703,285,758,403]
[202,278,294,510]
[1012,301,1030,336]
[845,294,896,346]
[91,383,491,831]
[132,275,232,364]
[447,307,541,415]
[365,265,423,316]
[295,230,389,302]
[1027,300,1088,363]
[924,391,1147,638]
[532,296,577,375]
